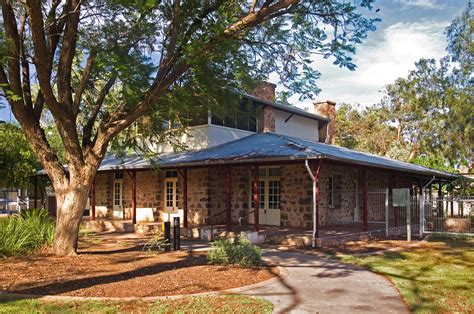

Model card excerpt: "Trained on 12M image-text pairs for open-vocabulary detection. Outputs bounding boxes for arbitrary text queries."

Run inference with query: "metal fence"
[422,196,473,234]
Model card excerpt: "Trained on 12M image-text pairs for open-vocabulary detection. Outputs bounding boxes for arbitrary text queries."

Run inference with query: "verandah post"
[33,176,38,209]
[91,177,96,221]
[183,168,188,228]
[225,165,232,231]
[252,165,259,232]
[132,170,137,225]
[385,188,389,237]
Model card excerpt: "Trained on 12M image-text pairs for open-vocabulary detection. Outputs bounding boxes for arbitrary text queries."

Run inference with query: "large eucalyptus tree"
[0,0,378,255]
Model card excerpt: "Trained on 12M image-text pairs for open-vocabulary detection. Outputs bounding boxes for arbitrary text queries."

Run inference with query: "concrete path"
[242,249,408,314]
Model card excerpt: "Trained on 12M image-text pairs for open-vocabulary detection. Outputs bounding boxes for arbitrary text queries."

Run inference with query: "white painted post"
[385,188,389,237]
[420,189,425,237]
[406,193,411,242]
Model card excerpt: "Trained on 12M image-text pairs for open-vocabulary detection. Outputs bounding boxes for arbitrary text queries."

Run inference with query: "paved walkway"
[242,249,408,314]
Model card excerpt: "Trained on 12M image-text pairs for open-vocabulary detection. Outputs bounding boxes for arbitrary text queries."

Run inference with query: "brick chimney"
[252,82,276,102]
[253,82,277,133]
[314,100,336,144]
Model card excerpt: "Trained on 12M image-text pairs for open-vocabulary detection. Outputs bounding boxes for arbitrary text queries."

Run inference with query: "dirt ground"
[321,236,424,255]
[0,233,276,298]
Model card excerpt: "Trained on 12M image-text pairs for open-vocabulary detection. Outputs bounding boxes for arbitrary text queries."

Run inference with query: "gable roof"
[158,133,456,179]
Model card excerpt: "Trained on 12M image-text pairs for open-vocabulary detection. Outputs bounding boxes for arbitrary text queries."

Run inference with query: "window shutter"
[334,175,342,208]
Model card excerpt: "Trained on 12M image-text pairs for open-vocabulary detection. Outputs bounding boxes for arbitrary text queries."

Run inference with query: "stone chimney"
[314,100,336,144]
[253,82,277,133]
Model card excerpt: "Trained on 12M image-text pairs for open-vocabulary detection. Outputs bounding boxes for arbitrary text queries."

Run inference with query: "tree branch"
[19,13,33,109]
[57,0,81,107]
[82,76,116,149]
[73,49,96,116]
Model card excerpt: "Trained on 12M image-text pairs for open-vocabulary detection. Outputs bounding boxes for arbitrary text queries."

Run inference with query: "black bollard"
[173,217,180,251]
[164,221,171,252]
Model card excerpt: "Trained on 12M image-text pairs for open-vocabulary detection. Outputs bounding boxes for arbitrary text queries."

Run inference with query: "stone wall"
[186,168,210,226]
[319,164,358,225]
[280,164,312,228]
[91,163,418,229]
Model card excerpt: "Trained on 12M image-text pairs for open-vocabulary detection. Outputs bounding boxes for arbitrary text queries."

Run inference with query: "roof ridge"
[268,133,324,156]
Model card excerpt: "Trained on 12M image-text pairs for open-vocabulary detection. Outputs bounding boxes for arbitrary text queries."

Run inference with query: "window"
[165,170,178,178]
[114,171,124,180]
[210,100,257,132]
[114,181,122,206]
[268,180,280,209]
[328,176,334,207]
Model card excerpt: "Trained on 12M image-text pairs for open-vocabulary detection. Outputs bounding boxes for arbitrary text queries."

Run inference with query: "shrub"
[0,208,55,257]
[142,231,170,253]
[207,237,262,267]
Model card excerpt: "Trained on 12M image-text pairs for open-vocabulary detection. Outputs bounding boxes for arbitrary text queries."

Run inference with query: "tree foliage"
[0,123,39,188]
[336,3,473,172]
[0,0,379,255]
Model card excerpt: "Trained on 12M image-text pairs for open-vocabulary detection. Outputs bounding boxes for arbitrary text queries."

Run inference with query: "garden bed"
[0,233,276,298]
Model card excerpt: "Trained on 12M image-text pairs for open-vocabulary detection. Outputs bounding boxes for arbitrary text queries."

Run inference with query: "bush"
[207,237,262,267]
[0,208,55,257]
[142,231,170,253]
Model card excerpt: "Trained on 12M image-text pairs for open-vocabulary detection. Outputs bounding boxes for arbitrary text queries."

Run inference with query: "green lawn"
[338,237,474,313]
[0,295,273,313]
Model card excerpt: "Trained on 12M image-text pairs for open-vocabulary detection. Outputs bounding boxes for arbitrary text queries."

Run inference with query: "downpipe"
[304,159,317,248]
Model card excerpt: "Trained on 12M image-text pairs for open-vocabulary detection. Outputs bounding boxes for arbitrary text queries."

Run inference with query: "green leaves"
[0,123,39,189]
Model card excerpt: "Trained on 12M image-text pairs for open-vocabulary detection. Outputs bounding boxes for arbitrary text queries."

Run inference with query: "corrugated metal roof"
[158,133,456,179]
[36,133,457,179]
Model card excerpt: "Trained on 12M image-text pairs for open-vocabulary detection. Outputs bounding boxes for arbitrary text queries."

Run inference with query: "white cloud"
[287,19,450,111]
[400,0,441,9]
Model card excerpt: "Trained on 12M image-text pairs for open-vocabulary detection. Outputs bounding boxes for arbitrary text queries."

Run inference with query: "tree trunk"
[52,179,92,256]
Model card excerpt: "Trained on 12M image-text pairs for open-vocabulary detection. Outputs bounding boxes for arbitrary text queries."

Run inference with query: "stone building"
[39,83,457,246]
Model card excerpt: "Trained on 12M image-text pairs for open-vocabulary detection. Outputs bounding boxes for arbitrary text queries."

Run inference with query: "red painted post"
[33,176,38,209]
[132,170,137,224]
[91,178,96,221]
[252,165,260,232]
[363,169,369,231]
[226,166,232,231]
[313,160,321,238]
[183,168,188,228]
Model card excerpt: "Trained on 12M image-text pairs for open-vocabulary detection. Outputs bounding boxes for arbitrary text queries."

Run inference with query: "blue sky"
[284,0,468,111]
[0,0,468,122]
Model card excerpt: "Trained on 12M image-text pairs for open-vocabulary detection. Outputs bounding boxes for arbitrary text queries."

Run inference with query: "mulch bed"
[0,233,276,298]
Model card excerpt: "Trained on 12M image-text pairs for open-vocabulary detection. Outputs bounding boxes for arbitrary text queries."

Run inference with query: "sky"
[0,0,468,121]
[280,0,468,112]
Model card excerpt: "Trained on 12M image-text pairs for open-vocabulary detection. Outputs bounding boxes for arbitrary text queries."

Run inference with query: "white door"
[248,171,281,226]
[266,180,281,226]
[162,177,183,226]
[113,180,124,219]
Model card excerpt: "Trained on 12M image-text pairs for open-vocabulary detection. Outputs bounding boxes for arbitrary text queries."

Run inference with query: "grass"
[337,237,474,313]
[0,295,273,313]
[0,209,55,257]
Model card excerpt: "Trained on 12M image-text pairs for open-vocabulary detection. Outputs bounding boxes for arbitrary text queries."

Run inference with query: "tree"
[0,123,39,189]
[0,1,379,255]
